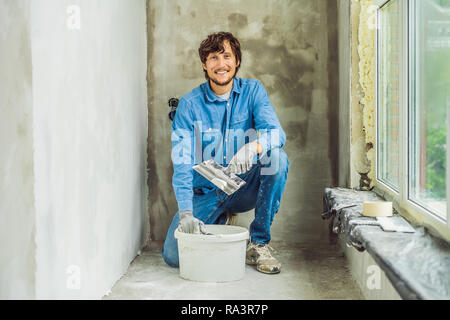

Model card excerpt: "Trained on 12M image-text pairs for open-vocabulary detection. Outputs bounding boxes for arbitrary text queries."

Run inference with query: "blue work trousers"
[162,148,289,267]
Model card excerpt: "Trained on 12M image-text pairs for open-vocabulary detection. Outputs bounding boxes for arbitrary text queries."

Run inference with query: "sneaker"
[225,212,237,226]
[246,242,281,274]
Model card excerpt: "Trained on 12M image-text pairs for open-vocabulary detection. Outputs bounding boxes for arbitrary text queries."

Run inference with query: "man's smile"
[215,70,229,75]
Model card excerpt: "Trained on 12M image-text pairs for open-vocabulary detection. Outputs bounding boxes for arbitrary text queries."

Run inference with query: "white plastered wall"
[31,0,149,299]
[0,0,149,299]
[0,0,36,299]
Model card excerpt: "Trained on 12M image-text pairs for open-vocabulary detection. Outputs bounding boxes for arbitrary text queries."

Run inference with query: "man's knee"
[260,148,289,176]
[277,148,289,173]
[162,231,179,268]
[161,212,180,268]
[162,246,179,268]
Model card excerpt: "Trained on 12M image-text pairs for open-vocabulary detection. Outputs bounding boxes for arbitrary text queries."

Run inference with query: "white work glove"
[179,210,207,234]
[228,142,259,175]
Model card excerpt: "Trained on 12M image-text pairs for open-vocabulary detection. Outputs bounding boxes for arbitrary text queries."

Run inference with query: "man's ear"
[202,63,207,71]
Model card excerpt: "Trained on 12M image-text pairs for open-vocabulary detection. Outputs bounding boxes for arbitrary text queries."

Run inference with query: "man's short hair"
[198,32,242,80]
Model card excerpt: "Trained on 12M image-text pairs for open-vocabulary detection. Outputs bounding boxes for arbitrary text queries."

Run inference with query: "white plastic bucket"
[174,225,250,282]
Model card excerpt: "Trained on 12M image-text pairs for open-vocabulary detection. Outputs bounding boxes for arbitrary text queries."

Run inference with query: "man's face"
[202,40,240,87]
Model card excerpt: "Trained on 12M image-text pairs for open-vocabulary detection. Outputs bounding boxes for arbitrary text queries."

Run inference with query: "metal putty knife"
[193,159,246,195]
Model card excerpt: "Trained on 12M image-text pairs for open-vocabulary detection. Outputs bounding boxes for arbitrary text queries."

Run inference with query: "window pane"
[378,0,401,190]
[409,0,449,219]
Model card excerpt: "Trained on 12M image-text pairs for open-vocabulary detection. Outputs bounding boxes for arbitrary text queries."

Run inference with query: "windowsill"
[323,187,450,300]
[373,183,450,243]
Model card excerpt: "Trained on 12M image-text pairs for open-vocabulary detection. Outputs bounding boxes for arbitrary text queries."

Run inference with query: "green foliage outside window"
[426,125,446,200]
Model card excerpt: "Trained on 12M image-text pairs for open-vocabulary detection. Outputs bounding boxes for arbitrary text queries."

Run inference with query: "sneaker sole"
[247,257,281,274]
[256,266,281,274]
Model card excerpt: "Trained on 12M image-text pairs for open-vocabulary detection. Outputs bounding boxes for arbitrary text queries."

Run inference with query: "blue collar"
[204,78,241,102]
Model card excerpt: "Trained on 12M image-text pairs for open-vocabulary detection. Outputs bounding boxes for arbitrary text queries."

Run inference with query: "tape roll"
[362,201,393,217]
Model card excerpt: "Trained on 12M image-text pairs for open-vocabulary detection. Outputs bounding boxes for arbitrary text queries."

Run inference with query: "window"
[409,0,449,220]
[376,0,449,225]
[378,0,401,190]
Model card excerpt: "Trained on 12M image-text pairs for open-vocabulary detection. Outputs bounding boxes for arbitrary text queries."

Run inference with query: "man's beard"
[209,69,236,87]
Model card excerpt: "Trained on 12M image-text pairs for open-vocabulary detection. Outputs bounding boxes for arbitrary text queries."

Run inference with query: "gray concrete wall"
[0,0,36,299]
[30,0,149,298]
[147,0,339,244]
[338,0,351,188]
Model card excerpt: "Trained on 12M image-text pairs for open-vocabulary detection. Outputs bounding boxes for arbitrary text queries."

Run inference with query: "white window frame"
[375,0,450,236]
[447,106,450,228]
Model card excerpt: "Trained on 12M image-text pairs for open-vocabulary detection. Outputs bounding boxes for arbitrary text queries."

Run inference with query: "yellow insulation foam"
[356,0,376,185]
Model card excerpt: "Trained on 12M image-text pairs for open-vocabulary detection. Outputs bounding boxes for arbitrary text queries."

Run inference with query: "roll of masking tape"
[362,201,393,217]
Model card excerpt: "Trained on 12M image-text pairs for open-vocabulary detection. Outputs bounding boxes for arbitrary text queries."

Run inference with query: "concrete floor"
[103,240,364,300]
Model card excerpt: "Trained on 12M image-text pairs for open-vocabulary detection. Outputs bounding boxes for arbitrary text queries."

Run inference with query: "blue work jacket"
[171,78,286,212]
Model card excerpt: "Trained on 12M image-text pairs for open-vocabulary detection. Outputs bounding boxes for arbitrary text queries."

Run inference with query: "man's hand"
[228,142,262,175]
[179,210,207,234]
